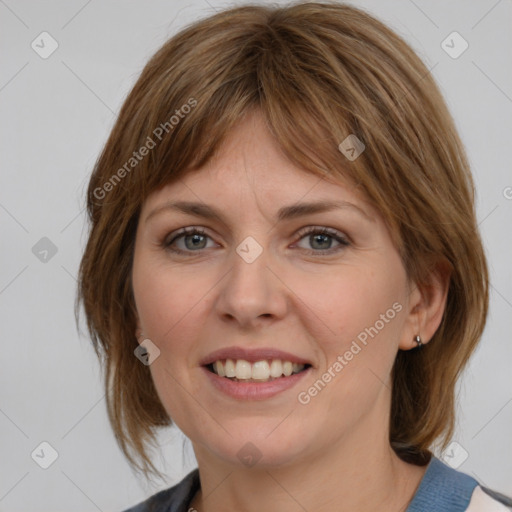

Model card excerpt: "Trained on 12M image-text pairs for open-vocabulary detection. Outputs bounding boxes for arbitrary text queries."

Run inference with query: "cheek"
[296,268,406,425]
[132,258,209,344]
[132,262,209,429]
[343,276,404,365]
[299,263,405,354]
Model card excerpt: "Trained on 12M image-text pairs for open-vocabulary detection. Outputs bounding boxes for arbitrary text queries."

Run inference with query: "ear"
[134,312,144,344]
[399,259,452,350]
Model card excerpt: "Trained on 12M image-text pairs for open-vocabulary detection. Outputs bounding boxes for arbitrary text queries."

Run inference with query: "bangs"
[102,5,422,240]
[94,4,443,259]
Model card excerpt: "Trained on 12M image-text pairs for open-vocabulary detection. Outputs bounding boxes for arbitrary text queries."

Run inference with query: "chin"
[194,419,314,469]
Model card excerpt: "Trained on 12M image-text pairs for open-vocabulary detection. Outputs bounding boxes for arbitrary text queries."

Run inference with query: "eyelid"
[292,225,350,254]
[164,226,212,246]
[163,225,350,256]
[294,225,350,243]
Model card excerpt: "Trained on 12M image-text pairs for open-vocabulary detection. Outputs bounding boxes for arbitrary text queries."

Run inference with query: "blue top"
[122,456,512,511]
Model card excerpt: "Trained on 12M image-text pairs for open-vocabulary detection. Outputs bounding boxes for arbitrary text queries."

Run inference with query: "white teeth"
[224,358,236,377]
[235,359,252,380]
[269,359,283,378]
[210,359,306,381]
[213,360,225,377]
[252,360,270,380]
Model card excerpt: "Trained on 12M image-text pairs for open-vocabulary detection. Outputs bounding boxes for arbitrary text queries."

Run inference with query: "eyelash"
[162,226,350,256]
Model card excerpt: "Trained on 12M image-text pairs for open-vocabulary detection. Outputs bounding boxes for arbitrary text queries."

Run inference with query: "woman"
[77,2,512,511]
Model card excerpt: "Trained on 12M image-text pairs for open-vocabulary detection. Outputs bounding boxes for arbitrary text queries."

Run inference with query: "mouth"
[199,346,314,394]
[205,358,312,383]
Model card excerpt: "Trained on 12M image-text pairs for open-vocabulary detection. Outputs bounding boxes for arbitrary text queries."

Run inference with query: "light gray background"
[1,0,511,510]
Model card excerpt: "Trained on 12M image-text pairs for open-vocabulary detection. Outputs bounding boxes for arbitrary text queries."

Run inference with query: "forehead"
[141,110,372,217]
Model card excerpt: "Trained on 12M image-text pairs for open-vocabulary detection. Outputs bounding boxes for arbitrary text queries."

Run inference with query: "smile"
[207,358,309,382]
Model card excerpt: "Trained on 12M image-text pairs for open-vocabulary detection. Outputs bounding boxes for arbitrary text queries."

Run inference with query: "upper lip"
[199,346,312,366]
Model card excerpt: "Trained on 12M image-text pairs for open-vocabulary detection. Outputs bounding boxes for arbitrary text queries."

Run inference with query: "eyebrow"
[144,199,374,225]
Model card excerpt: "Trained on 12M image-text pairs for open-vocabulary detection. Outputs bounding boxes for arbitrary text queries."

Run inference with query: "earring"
[414,335,422,348]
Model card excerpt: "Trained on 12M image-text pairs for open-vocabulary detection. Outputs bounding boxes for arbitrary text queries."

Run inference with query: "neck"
[189,409,427,512]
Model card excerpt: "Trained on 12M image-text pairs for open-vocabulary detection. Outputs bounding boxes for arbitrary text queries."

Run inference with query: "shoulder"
[467,486,512,511]
[407,456,512,511]
[121,468,200,512]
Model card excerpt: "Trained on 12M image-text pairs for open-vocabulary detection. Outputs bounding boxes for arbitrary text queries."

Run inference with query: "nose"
[214,242,288,330]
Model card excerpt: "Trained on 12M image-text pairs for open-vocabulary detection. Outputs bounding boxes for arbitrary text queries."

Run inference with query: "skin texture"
[131,110,450,511]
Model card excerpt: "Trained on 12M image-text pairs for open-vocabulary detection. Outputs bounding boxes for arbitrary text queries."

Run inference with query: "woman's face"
[132,111,420,469]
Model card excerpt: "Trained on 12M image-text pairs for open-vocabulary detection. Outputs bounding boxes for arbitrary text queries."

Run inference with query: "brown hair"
[76,1,488,478]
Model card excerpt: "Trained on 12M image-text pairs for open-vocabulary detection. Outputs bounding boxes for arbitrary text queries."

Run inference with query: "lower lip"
[201,366,311,400]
